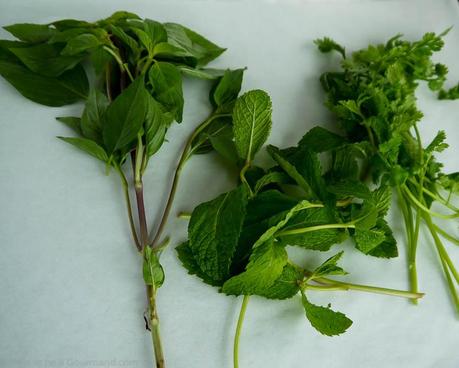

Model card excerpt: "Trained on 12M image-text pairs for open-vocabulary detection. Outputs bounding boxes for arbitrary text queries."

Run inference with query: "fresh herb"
[0,11,231,367]
[316,32,459,312]
[178,90,422,367]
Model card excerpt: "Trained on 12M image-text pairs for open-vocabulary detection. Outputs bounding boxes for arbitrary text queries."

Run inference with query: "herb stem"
[407,179,459,212]
[234,295,250,368]
[310,276,424,299]
[239,162,253,197]
[433,224,459,246]
[146,284,165,368]
[276,223,355,237]
[149,113,231,248]
[116,165,141,251]
[403,185,458,219]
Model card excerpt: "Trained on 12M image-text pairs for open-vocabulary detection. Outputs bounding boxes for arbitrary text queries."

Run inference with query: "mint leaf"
[58,137,108,162]
[103,77,148,154]
[257,263,303,300]
[298,126,346,153]
[254,171,291,194]
[302,294,352,336]
[367,219,398,258]
[189,186,248,281]
[222,238,287,295]
[310,251,347,278]
[354,226,386,254]
[233,90,272,163]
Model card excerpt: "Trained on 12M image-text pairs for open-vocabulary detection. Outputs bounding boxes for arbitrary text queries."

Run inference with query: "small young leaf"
[143,246,165,289]
[58,137,108,162]
[149,62,184,122]
[103,77,148,154]
[302,294,352,336]
[189,186,248,281]
[233,90,272,163]
[310,251,347,278]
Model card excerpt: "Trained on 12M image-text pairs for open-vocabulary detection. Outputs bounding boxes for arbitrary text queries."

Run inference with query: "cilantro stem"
[433,224,459,246]
[407,179,459,212]
[149,113,231,248]
[234,295,250,368]
[402,185,459,219]
[423,213,459,313]
[276,223,355,237]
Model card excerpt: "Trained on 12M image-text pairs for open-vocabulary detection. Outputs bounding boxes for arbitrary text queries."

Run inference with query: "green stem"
[103,46,134,82]
[276,223,355,237]
[310,276,424,299]
[149,113,230,248]
[433,224,459,246]
[234,295,250,368]
[116,165,141,251]
[407,178,459,212]
[239,162,253,197]
[146,284,165,368]
[423,213,459,313]
[403,185,459,219]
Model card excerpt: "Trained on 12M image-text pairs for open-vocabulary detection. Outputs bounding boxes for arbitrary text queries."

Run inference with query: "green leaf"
[310,251,347,278]
[148,62,184,122]
[152,42,193,59]
[278,207,346,251]
[367,219,398,258]
[9,44,83,77]
[256,263,303,300]
[56,116,82,135]
[52,19,94,31]
[81,89,109,143]
[211,68,244,108]
[302,294,352,336]
[0,61,88,106]
[189,186,248,281]
[267,145,314,196]
[144,95,174,158]
[426,130,448,153]
[315,37,346,58]
[58,137,108,162]
[61,34,102,55]
[103,77,148,154]
[3,23,55,43]
[354,226,386,254]
[233,90,272,162]
[176,241,222,287]
[163,23,226,66]
[298,126,346,153]
[222,238,288,295]
[179,66,226,80]
[143,246,165,289]
[327,180,372,200]
[209,129,239,164]
[254,171,291,194]
[108,25,140,56]
[144,19,167,48]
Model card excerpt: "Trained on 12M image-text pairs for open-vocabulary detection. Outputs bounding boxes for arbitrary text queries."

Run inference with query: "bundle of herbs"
[178,89,423,368]
[0,11,240,367]
[315,32,459,311]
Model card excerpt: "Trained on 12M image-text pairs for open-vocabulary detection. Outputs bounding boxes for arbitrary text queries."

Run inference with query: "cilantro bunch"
[0,11,238,367]
[315,32,459,311]
[178,90,422,367]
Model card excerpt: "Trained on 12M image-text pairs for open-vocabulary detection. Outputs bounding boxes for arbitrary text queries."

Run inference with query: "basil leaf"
[0,61,88,106]
[61,34,102,55]
[211,68,244,108]
[103,77,148,154]
[148,62,184,122]
[144,95,174,158]
[56,116,82,135]
[3,23,55,43]
[81,89,109,143]
[58,137,108,162]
